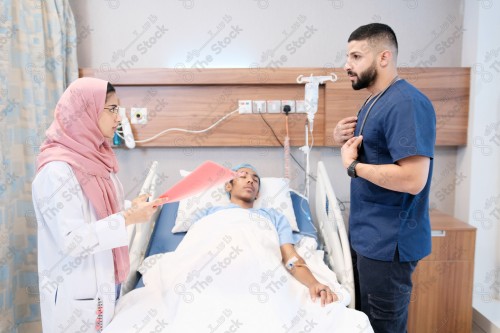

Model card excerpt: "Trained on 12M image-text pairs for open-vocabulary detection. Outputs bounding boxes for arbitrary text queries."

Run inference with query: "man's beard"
[349,62,377,90]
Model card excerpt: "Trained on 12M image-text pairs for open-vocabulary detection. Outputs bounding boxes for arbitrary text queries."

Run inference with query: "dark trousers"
[352,249,417,333]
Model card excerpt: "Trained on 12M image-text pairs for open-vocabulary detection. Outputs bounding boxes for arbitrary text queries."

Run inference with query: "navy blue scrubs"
[349,79,436,332]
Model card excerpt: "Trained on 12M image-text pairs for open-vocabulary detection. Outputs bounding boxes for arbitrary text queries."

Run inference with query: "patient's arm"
[280,244,338,306]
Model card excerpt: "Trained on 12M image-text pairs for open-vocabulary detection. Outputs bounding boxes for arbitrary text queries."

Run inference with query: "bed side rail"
[315,161,355,308]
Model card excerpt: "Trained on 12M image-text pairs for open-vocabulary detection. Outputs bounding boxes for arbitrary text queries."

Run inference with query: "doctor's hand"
[123,194,166,226]
[309,283,338,307]
[333,116,357,144]
[341,135,363,169]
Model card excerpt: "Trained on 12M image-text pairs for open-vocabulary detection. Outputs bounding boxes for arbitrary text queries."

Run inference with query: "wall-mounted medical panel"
[80,67,469,147]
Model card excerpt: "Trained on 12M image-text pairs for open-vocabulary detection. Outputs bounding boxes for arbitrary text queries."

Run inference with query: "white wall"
[71,0,463,68]
[457,0,500,330]
[69,0,463,217]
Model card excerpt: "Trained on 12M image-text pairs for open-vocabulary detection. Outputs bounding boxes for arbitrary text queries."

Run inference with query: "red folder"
[158,161,236,204]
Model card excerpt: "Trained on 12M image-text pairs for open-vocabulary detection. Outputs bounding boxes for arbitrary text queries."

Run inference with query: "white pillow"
[172,175,299,233]
[254,177,299,232]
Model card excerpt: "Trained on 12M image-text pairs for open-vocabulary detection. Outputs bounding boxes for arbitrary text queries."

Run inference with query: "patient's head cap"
[231,163,259,176]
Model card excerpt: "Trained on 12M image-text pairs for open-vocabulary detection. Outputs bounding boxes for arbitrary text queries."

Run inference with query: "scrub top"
[349,79,436,262]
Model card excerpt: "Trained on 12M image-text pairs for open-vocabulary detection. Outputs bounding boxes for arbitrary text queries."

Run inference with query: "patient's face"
[228,168,260,203]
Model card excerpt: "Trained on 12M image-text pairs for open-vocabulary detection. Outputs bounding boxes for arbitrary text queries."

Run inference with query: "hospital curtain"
[0,0,77,332]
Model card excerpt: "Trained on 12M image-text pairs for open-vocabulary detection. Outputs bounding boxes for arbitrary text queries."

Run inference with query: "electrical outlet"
[253,100,266,113]
[267,100,281,113]
[281,100,296,113]
[295,100,306,113]
[238,100,252,114]
[131,107,148,124]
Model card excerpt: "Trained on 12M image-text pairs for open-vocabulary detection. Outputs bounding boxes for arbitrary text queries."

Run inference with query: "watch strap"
[347,160,359,178]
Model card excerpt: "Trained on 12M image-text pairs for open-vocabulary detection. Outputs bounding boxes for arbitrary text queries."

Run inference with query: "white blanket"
[104,208,373,333]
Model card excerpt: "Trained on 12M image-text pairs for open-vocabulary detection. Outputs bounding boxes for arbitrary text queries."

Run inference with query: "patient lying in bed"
[103,164,373,332]
[194,163,338,306]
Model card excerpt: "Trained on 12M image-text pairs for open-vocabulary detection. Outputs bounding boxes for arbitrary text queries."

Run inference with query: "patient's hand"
[309,283,338,307]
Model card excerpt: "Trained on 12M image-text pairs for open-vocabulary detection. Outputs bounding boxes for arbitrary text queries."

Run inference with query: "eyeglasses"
[104,105,120,115]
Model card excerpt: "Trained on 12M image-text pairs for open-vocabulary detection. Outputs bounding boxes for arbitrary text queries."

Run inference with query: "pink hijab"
[37,77,129,283]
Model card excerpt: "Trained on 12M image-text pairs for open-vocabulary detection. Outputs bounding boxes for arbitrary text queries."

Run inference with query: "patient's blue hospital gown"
[192,204,303,246]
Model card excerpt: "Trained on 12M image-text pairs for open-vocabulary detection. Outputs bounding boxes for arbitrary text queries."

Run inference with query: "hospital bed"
[104,160,372,332]
[123,161,354,309]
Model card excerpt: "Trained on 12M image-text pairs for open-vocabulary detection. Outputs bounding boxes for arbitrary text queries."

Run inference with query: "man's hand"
[341,135,363,169]
[334,116,357,144]
[309,283,338,306]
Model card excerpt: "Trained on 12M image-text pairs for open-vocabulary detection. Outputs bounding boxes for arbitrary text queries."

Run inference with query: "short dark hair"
[348,23,398,53]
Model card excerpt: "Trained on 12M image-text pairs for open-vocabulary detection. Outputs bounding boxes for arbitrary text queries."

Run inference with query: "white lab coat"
[32,161,129,333]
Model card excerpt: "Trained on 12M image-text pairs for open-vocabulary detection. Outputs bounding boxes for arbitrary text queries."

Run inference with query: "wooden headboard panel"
[80,67,470,147]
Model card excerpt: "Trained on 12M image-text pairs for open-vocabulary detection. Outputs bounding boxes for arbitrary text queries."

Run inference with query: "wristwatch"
[347,160,359,178]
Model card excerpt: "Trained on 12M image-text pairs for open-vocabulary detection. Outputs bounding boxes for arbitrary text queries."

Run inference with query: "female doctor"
[32,77,164,332]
